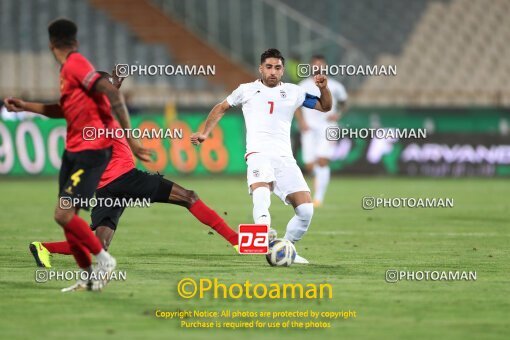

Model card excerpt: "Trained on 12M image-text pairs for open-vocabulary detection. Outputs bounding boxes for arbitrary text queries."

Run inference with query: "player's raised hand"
[190,132,207,145]
[3,97,26,112]
[314,74,328,89]
[111,65,126,89]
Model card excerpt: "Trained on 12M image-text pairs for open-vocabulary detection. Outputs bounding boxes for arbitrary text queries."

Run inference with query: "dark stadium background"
[1,0,508,177]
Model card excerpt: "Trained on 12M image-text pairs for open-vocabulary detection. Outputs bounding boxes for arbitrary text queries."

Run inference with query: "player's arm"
[3,98,64,118]
[295,107,309,132]
[93,78,151,161]
[191,99,231,145]
[313,74,332,112]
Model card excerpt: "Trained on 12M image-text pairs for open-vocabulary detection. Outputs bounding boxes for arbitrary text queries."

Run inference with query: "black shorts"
[58,147,112,209]
[90,168,174,231]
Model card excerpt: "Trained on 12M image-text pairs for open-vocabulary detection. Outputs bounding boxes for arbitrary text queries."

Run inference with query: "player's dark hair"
[260,48,285,65]
[48,18,78,48]
[311,54,326,62]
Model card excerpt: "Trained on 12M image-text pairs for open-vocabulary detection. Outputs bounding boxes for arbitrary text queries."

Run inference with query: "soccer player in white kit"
[296,55,348,207]
[191,49,332,264]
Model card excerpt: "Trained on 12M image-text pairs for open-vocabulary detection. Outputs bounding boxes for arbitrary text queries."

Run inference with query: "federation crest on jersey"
[253,169,260,177]
[279,90,287,98]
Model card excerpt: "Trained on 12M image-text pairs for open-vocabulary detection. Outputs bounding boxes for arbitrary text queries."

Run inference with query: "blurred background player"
[30,71,239,272]
[3,18,150,292]
[296,55,348,207]
[191,48,332,264]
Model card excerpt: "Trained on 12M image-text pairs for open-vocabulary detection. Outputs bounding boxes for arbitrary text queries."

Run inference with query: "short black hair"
[311,54,326,62]
[48,18,78,48]
[260,48,285,65]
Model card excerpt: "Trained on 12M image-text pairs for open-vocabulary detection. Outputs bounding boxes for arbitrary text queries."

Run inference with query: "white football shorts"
[246,152,310,204]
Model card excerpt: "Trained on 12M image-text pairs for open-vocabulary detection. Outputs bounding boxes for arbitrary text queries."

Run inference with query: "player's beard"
[262,76,279,87]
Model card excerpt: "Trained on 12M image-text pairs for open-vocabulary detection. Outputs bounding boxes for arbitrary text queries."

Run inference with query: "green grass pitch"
[0,177,508,339]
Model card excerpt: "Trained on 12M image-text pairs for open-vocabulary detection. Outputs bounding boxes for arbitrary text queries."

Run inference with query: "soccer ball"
[266,239,296,267]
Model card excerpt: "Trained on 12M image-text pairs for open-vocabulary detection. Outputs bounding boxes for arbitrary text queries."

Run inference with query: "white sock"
[252,187,271,227]
[314,165,330,203]
[95,249,110,263]
[284,203,314,242]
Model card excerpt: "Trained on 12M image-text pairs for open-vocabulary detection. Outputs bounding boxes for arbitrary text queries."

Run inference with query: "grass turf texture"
[0,177,508,340]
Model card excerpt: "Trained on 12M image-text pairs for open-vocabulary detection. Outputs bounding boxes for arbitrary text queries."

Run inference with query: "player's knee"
[305,164,314,174]
[190,190,199,204]
[295,203,314,222]
[54,209,73,226]
[317,158,329,167]
[185,190,199,207]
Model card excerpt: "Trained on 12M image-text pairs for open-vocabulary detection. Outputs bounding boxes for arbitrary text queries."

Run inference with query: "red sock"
[64,230,92,269]
[189,200,238,246]
[64,215,103,255]
[42,241,72,255]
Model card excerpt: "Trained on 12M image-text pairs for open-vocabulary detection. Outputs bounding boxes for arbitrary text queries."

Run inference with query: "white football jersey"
[299,77,347,129]
[226,79,317,157]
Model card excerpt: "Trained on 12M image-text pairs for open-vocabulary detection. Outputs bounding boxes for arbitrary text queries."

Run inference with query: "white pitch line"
[313,231,509,237]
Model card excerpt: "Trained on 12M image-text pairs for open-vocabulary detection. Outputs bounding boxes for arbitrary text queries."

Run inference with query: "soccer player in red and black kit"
[27,72,239,273]
[3,19,150,291]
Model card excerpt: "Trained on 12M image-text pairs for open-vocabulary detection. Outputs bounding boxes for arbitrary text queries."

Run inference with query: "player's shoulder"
[282,82,304,92]
[232,80,260,93]
[241,80,263,88]
[63,52,93,72]
[227,80,260,105]
[66,52,89,64]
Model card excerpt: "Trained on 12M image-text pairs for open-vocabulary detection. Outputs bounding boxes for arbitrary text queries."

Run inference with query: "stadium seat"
[356,0,508,106]
[0,0,219,106]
